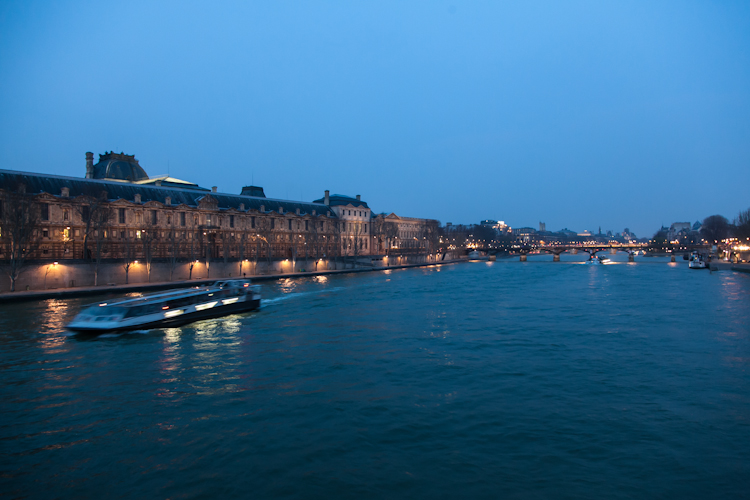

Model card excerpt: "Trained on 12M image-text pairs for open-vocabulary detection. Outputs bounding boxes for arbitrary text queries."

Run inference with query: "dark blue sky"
[1,1,748,237]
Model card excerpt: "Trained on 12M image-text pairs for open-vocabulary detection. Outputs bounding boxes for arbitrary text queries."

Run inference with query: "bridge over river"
[475,243,712,262]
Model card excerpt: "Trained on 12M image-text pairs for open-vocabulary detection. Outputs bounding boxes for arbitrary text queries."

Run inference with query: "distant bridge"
[473,243,711,262]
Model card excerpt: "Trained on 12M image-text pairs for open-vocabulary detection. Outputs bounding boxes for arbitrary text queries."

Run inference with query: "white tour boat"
[66,279,261,334]
[688,251,708,270]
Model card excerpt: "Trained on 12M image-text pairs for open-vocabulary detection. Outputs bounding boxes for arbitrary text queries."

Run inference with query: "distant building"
[513,226,537,243]
[480,219,511,235]
[539,221,546,232]
[0,151,441,270]
[668,222,692,241]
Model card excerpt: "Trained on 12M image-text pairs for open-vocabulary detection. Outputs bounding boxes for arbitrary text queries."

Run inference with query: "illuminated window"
[136,230,142,239]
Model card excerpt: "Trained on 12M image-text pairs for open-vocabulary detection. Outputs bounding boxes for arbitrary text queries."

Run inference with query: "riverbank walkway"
[710,261,750,273]
[0,259,468,303]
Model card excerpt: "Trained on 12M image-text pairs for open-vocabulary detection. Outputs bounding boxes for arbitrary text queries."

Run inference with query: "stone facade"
[0,153,443,291]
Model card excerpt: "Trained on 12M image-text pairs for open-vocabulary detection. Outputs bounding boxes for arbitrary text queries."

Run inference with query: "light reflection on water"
[0,261,749,498]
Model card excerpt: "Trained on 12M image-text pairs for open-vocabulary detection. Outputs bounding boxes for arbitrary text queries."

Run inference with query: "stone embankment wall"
[0,252,458,293]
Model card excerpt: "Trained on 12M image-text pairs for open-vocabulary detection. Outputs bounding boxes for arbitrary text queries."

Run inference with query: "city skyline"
[1,1,749,237]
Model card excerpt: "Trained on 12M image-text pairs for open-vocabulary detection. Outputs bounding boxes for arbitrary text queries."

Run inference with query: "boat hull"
[67,298,261,334]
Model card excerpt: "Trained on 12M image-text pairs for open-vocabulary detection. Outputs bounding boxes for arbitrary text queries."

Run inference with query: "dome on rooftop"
[92,152,149,182]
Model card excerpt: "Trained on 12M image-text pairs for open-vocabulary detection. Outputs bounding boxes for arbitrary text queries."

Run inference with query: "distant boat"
[688,251,708,270]
[586,255,609,265]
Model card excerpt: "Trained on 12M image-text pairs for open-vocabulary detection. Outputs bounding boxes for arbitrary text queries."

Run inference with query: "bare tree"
[221,230,230,269]
[167,229,182,281]
[425,223,440,259]
[350,221,364,268]
[329,220,345,267]
[0,188,41,291]
[734,207,750,240]
[90,203,113,286]
[308,218,321,269]
[187,230,198,279]
[237,230,248,277]
[121,233,136,284]
[76,193,109,260]
[702,215,730,243]
[140,213,159,282]
[382,221,398,262]
[255,216,274,271]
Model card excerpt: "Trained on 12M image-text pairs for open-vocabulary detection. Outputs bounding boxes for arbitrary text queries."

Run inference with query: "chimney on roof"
[212,186,217,193]
[296,208,300,215]
[155,180,162,187]
[324,190,330,205]
[356,194,361,201]
[134,193,141,203]
[165,196,171,206]
[61,187,69,198]
[85,152,94,179]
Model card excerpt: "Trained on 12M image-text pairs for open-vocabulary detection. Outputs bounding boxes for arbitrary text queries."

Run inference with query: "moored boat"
[688,251,708,269]
[66,279,261,334]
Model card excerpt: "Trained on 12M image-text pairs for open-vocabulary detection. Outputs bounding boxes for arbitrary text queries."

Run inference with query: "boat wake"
[262,287,344,306]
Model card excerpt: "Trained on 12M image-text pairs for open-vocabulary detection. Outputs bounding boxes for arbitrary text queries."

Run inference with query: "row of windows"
[345,210,368,217]
[31,204,427,238]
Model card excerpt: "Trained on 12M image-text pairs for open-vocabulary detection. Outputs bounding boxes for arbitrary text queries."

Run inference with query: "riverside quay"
[0,152,440,292]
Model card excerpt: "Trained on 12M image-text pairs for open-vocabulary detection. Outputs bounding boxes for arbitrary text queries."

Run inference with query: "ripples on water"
[1,256,750,498]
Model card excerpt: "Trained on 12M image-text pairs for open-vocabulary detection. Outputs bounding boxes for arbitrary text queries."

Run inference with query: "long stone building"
[0,152,440,290]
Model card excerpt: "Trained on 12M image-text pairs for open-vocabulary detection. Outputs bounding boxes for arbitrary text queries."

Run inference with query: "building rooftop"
[0,169,335,217]
[313,193,369,209]
[92,152,149,182]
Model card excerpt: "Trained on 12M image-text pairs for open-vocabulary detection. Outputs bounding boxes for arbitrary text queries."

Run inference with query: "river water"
[2,256,750,499]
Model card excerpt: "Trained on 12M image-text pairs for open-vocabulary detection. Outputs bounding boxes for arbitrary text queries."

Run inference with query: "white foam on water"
[262,287,344,306]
